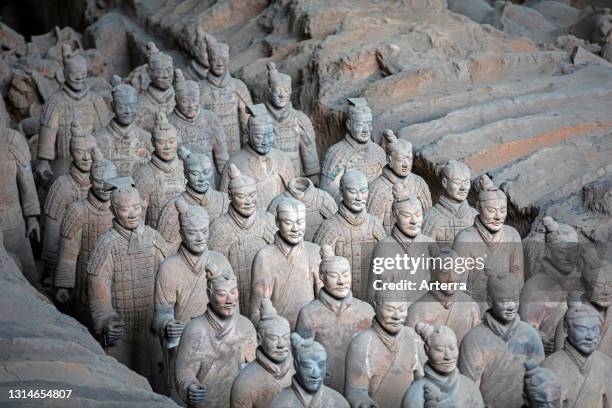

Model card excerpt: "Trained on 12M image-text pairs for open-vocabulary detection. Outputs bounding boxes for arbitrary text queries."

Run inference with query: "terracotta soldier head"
[374,290,408,335]
[174,69,200,119]
[345,98,372,144]
[246,104,274,156]
[415,323,458,374]
[428,245,463,297]
[227,164,257,217]
[152,111,178,162]
[392,184,423,238]
[193,29,210,70]
[110,75,138,127]
[383,129,413,178]
[206,260,239,318]
[108,177,142,230]
[178,147,213,194]
[291,333,327,393]
[542,216,580,276]
[206,36,230,78]
[563,296,602,355]
[339,169,368,213]
[486,272,520,324]
[146,42,173,91]
[176,197,209,255]
[70,120,96,173]
[440,160,471,204]
[62,44,88,93]
[319,245,352,300]
[90,147,118,202]
[266,62,292,109]
[276,197,306,246]
[582,257,612,308]
[258,299,291,363]
[523,359,563,408]
[476,174,507,233]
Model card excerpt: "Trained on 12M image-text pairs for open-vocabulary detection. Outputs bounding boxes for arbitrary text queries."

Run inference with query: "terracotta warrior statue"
[135,42,175,133]
[402,323,484,408]
[267,177,337,242]
[134,112,185,228]
[406,245,481,345]
[422,160,477,245]
[368,129,431,234]
[42,121,95,284]
[453,174,524,311]
[250,197,322,330]
[87,177,168,391]
[344,289,426,408]
[94,75,152,177]
[219,104,295,210]
[209,164,276,313]
[523,359,564,408]
[367,184,434,304]
[55,149,117,329]
[319,97,385,197]
[314,169,385,300]
[0,127,40,284]
[174,264,257,408]
[231,299,294,408]
[157,147,229,253]
[458,272,544,408]
[200,36,252,155]
[154,198,230,396]
[295,245,374,392]
[520,216,583,355]
[169,69,229,180]
[186,29,210,82]
[542,297,612,407]
[264,62,320,182]
[36,44,110,181]
[268,333,350,408]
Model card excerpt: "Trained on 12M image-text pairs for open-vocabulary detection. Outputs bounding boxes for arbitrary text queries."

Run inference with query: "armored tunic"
[219,145,295,210]
[93,120,152,177]
[38,86,110,177]
[157,186,230,254]
[200,72,252,155]
[264,101,320,178]
[367,167,432,234]
[135,86,175,133]
[134,155,185,228]
[268,377,350,408]
[169,108,229,175]
[0,128,40,279]
[295,289,374,392]
[422,195,477,245]
[175,308,257,408]
[55,191,113,326]
[320,134,386,196]
[313,204,385,300]
[250,235,322,330]
[267,177,337,242]
[345,318,426,408]
[209,207,277,314]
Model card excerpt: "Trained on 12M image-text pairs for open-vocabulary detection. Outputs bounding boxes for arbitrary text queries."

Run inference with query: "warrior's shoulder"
[39,91,63,123]
[316,188,338,218]
[6,128,31,165]
[87,229,119,274]
[60,200,88,238]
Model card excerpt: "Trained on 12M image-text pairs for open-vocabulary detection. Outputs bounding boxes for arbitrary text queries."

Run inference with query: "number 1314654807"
[8,389,72,399]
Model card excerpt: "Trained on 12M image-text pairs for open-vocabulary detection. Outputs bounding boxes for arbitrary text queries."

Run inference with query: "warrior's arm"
[210,115,230,174]
[175,322,204,402]
[154,263,177,334]
[218,163,231,193]
[236,84,253,140]
[510,238,525,289]
[249,252,273,326]
[37,107,60,160]
[295,308,315,339]
[133,170,153,220]
[298,118,320,177]
[417,179,433,213]
[55,229,83,289]
[15,145,40,218]
[87,245,118,335]
[457,336,484,387]
[344,337,376,407]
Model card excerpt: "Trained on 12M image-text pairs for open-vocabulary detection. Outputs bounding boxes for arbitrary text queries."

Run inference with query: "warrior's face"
[269,82,291,109]
[185,161,212,194]
[277,208,306,246]
[71,146,93,172]
[565,316,601,355]
[153,133,178,162]
[321,265,351,299]
[111,189,142,230]
[375,301,408,335]
[441,166,470,203]
[428,333,458,375]
[546,241,579,276]
[347,111,372,144]
[478,198,507,233]
[584,270,612,308]
[489,296,519,323]
[112,94,137,126]
[91,175,112,202]
[230,185,257,217]
[249,122,274,155]
[65,62,87,92]
[295,352,326,393]
[181,224,209,254]
[394,200,423,238]
[209,279,238,318]
[177,88,200,119]
[259,324,291,364]
[340,173,368,213]
[208,52,228,77]
[148,61,173,90]
[388,147,413,177]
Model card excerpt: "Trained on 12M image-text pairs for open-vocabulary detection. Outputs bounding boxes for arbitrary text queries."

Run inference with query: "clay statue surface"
[422,160,477,245]
[267,177,337,242]
[87,178,168,391]
[319,98,385,197]
[219,103,295,210]
[199,37,252,155]
[314,169,385,300]
[135,42,176,133]
[209,164,276,313]
[231,299,294,408]
[402,323,484,408]
[186,29,209,82]
[523,359,564,408]
[406,246,481,345]
[295,245,374,392]
[174,263,257,408]
[268,333,350,408]
[367,129,431,234]
[458,272,544,408]
[134,111,185,228]
[264,62,320,182]
[344,290,426,408]
[157,148,229,254]
[94,75,152,177]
